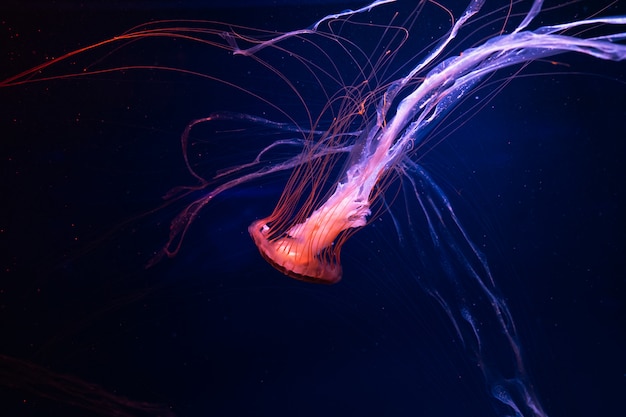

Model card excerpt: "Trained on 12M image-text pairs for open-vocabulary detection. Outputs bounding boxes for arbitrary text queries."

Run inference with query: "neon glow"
[2,1,624,416]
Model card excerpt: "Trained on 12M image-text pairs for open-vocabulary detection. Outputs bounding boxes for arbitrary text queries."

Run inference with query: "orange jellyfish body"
[249,219,343,284]
[248,173,373,284]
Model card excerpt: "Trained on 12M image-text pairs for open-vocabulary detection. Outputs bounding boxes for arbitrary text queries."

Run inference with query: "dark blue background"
[1,1,624,416]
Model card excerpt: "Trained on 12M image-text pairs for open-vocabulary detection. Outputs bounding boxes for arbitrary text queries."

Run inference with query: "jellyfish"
[218,2,624,415]
[2,1,625,416]
[241,0,626,285]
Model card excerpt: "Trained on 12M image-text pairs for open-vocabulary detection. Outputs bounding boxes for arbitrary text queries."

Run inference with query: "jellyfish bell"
[249,218,343,284]
[248,168,372,284]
